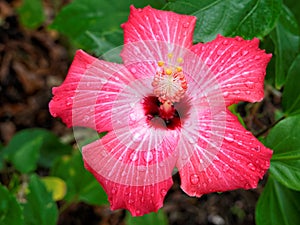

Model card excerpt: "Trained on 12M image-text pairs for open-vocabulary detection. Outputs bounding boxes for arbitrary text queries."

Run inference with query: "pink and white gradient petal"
[178,110,272,197]
[191,35,272,106]
[49,50,136,133]
[122,5,196,48]
[82,127,179,216]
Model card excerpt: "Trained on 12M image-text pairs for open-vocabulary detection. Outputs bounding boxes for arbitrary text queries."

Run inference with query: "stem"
[255,116,286,138]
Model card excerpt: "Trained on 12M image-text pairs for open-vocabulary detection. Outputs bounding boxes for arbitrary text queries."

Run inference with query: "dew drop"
[130,67,137,73]
[130,152,138,161]
[160,188,167,196]
[223,39,229,45]
[143,151,153,162]
[225,133,235,142]
[135,209,141,215]
[242,50,248,56]
[247,162,256,171]
[255,55,261,60]
[206,58,212,65]
[132,132,142,142]
[237,62,243,68]
[190,174,199,185]
[222,164,230,172]
[111,188,117,194]
[252,146,261,152]
[188,136,197,144]
[223,91,229,97]
[231,51,238,57]
[200,159,204,164]
[129,113,136,121]
[233,90,241,95]
[245,81,254,88]
[183,22,190,28]
[217,50,223,56]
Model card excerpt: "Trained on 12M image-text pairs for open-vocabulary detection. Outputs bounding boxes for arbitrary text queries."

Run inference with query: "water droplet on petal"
[252,146,261,152]
[130,67,137,73]
[223,91,229,97]
[132,132,142,142]
[225,133,235,142]
[129,112,136,121]
[231,51,238,57]
[217,50,223,56]
[183,22,190,28]
[242,50,248,56]
[237,62,243,68]
[188,136,198,144]
[223,39,229,45]
[255,55,261,60]
[233,90,241,95]
[245,81,254,88]
[130,152,138,161]
[135,209,141,215]
[222,164,230,172]
[247,162,256,171]
[111,188,117,194]
[143,151,153,162]
[160,188,167,196]
[190,174,199,185]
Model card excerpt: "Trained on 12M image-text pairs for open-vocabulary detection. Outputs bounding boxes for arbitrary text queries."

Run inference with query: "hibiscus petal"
[191,35,272,105]
[177,110,272,197]
[82,125,179,215]
[49,50,134,132]
[122,6,196,48]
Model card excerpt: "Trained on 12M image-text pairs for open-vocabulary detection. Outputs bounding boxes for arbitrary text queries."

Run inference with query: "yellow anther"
[177,57,183,64]
[157,61,164,67]
[167,53,173,59]
[176,66,182,72]
[165,68,173,75]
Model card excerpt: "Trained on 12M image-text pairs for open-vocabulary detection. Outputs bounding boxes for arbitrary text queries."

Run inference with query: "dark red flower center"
[142,95,190,130]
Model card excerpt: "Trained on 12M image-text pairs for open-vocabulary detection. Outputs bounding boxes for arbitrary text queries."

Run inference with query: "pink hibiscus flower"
[49,6,272,216]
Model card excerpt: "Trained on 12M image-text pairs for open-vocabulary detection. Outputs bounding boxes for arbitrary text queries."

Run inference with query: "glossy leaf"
[0,185,24,225]
[23,175,58,225]
[270,5,300,88]
[126,209,168,225]
[282,54,300,115]
[168,0,282,42]
[265,115,300,190]
[51,151,108,205]
[50,0,166,55]
[3,132,43,173]
[17,0,45,29]
[256,176,300,225]
[41,176,67,201]
[2,129,72,170]
[284,0,300,26]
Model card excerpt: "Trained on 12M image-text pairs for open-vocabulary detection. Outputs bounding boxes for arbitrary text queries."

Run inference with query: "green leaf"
[265,115,300,190]
[0,185,24,225]
[270,5,300,88]
[282,54,300,115]
[17,0,45,29]
[23,175,58,225]
[3,129,72,170]
[168,0,282,42]
[126,209,168,225]
[256,176,300,225]
[3,131,43,173]
[51,151,108,205]
[50,0,166,55]
[284,0,300,26]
